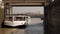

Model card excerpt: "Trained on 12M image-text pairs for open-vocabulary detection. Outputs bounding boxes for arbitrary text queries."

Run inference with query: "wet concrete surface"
[0,18,44,34]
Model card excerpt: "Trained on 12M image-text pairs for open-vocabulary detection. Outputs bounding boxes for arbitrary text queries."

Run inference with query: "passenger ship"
[3,15,30,27]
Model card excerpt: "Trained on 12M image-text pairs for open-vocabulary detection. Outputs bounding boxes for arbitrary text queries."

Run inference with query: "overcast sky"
[12,6,44,14]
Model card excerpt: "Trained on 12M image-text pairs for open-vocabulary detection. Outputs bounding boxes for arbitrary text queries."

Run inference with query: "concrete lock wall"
[44,3,52,34]
[45,0,60,34]
[0,7,4,28]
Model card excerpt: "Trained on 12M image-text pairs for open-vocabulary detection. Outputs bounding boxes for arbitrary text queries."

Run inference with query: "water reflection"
[0,23,43,34]
[0,28,25,34]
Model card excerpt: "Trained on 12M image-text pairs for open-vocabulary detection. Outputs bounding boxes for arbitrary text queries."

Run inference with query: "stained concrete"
[45,0,60,34]
[0,7,4,28]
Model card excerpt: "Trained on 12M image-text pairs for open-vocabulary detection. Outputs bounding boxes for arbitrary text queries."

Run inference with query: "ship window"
[14,17,25,21]
[5,17,12,21]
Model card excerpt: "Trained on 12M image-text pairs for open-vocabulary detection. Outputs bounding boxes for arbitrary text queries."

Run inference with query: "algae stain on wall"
[0,6,4,27]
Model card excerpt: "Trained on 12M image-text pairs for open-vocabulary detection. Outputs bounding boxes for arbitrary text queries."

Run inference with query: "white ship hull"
[4,21,26,26]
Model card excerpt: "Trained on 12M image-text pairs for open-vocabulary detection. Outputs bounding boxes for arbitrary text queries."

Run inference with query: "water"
[0,18,44,34]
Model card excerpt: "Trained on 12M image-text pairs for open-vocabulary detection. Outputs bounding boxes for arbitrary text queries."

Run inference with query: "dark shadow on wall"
[44,0,60,34]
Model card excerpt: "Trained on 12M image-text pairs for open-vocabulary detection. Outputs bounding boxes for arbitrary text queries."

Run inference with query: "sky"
[0,0,2,1]
[12,6,44,14]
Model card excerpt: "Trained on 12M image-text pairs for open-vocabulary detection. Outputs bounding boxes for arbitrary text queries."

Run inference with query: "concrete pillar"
[0,6,4,28]
[45,0,60,34]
